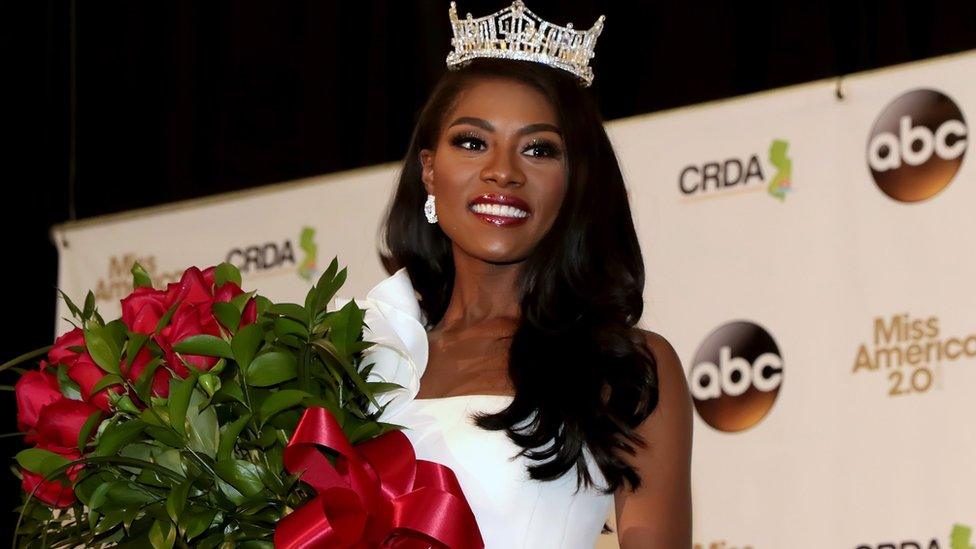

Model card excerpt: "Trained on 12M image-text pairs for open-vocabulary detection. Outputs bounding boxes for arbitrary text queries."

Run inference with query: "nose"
[480,147,525,188]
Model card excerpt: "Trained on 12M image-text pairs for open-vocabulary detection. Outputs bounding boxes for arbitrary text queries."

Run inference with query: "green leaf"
[314,265,347,314]
[16,448,71,476]
[328,299,364,356]
[214,379,245,405]
[95,420,147,457]
[94,509,125,535]
[154,301,180,335]
[214,459,266,499]
[186,388,219,458]
[83,291,96,320]
[212,301,241,334]
[258,390,311,427]
[149,519,176,549]
[198,373,221,397]
[172,335,233,360]
[255,295,273,318]
[131,262,154,289]
[230,291,254,312]
[314,339,378,409]
[56,363,82,400]
[246,351,298,387]
[365,381,404,396]
[113,394,142,414]
[217,413,253,462]
[133,356,165,403]
[124,333,150,369]
[77,410,104,451]
[274,317,309,340]
[183,508,217,540]
[58,289,83,320]
[307,257,339,313]
[165,478,192,523]
[214,262,242,288]
[86,481,114,511]
[85,324,123,374]
[144,426,184,448]
[168,375,198,437]
[269,303,309,324]
[91,373,124,395]
[232,323,265,370]
[240,542,274,549]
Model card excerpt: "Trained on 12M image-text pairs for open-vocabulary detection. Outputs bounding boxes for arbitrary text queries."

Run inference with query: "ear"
[419,149,435,195]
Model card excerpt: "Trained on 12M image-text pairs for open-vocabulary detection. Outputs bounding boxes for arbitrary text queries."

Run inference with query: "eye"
[450,132,487,152]
[523,139,562,159]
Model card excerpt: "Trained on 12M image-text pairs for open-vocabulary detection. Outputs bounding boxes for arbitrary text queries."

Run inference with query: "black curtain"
[4,0,975,540]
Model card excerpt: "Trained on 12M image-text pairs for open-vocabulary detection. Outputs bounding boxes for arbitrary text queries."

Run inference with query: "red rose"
[122,347,170,399]
[214,281,243,303]
[20,447,82,508]
[121,286,169,334]
[48,328,85,367]
[241,298,258,327]
[156,301,222,377]
[165,267,214,308]
[67,353,121,413]
[33,398,102,455]
[201,266,216,289]
[15,370,63,434]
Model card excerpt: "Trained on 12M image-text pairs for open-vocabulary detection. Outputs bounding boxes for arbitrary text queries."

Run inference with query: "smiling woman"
[376,55,693,548]
[420,79,569,261]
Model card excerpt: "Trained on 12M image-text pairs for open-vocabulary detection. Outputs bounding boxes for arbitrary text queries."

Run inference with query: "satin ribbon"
[274,407,484,549]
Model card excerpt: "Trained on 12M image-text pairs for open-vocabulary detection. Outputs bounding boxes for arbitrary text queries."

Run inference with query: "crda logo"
[679,139,793,201]
[855,542,940,549]
[867,88,968,203]
[856,523,974,549]
[226,240,296,274]
[688,321,783,432]
[679,156,764,194]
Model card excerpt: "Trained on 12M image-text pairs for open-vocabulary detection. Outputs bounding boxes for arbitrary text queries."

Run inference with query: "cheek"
[536,172,569,224]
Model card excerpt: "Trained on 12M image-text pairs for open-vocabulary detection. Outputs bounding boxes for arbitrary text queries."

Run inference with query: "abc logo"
[867,88,968,203]
[688,321,783,433]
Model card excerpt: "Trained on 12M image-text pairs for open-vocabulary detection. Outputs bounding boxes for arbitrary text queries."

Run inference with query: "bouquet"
[6,259,482,548]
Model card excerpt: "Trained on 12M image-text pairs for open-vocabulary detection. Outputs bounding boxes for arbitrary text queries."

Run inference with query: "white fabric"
[336,268,614,548]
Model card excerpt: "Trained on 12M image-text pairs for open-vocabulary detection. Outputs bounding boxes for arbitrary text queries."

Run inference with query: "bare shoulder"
[635,329,691,408]
[613,329,693,548]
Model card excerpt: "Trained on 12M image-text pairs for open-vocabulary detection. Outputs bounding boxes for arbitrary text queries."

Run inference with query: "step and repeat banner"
[52,50,975,548]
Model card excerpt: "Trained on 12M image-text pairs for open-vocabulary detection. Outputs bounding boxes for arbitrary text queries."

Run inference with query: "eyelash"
[450,132,562,159]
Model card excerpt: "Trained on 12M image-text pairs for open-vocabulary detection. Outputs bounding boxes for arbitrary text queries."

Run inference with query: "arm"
[614,330,694,548]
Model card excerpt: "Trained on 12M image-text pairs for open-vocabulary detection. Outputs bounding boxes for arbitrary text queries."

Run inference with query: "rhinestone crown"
[446,1,605,87]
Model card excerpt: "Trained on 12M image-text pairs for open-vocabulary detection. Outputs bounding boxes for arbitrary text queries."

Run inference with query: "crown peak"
[445,0,605,87]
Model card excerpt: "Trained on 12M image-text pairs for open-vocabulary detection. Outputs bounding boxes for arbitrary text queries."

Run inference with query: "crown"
[446,1,605,87]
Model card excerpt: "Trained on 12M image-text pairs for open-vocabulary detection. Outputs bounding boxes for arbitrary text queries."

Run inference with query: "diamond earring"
[424,194,438,224]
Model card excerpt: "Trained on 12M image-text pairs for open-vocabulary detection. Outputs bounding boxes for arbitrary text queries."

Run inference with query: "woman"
[367,14,692,548]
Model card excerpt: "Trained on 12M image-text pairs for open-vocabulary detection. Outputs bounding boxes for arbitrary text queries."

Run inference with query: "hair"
[381,58,659,493]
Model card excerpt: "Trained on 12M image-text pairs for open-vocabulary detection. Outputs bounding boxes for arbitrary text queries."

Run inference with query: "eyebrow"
[447,116,562,136]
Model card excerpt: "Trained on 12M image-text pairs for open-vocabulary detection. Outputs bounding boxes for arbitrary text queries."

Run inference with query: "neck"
[437,244,522,331]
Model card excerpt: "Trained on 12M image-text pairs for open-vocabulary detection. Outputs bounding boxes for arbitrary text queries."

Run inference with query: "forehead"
[447,78,558,125]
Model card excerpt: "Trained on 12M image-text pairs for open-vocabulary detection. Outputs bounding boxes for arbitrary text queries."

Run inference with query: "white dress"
[335,268,614,548]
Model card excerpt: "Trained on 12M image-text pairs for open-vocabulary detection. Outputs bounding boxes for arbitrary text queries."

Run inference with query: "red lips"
[468,193,532,212]
[467,193,531,227]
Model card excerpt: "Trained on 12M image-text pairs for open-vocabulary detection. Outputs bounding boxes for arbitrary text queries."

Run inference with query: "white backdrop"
[53,50,976,549]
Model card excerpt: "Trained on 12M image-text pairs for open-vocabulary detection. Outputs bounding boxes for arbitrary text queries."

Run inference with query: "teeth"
[470,203,529,218]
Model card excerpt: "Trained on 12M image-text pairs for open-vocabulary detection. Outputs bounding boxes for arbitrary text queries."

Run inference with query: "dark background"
[4,0,975,540]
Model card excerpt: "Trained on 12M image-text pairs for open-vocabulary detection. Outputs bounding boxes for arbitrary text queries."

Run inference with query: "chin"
[461,241,530,265]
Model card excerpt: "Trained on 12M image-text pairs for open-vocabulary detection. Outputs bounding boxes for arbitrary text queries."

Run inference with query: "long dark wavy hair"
[381,58,658,493]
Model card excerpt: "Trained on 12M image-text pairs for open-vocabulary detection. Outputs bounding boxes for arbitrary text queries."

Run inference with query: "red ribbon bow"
[274,407,484,549]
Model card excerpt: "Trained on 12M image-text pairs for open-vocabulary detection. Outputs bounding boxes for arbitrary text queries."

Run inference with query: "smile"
[467,194,532,227]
